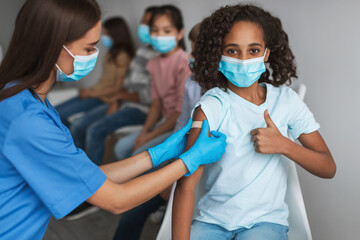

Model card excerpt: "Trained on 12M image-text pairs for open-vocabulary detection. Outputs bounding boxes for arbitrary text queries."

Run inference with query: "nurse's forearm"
[88,158,188,214]
[99,151,152,183]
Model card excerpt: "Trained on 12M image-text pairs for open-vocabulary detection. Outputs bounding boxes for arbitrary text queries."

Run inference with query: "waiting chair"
[156,83,312,240]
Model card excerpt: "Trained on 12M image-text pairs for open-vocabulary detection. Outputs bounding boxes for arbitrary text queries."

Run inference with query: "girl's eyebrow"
[223,43,239,48]
[249,43,263,47]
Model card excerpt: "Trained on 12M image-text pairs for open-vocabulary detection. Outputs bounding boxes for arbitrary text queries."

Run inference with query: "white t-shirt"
[192,83,320,230]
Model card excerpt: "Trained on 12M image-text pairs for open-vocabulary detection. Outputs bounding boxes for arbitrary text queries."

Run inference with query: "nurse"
[0,0,227,239]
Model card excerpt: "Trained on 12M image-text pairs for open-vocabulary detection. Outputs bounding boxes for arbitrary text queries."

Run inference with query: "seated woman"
[56,17,134,150]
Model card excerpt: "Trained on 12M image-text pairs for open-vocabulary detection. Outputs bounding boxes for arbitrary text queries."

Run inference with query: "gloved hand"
[179,119,227,176]
[148,118,192,168]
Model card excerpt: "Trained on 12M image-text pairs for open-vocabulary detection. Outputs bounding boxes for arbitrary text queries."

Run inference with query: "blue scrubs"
[0,88,107,239]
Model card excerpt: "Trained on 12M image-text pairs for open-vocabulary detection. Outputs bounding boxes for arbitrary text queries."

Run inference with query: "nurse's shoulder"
[0,89,60,136]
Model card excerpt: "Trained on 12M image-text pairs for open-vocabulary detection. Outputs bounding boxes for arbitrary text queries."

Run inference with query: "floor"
[43,208,161,240]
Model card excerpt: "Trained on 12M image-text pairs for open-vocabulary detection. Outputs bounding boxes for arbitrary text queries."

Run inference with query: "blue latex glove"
[148,118,192,168]
[179,119,227,176]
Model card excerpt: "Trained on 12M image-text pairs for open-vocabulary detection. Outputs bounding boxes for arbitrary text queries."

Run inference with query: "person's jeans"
[113,195,166,240]
[70,104,108,149]
[114,129,172,160]
[86,107,147,165]
[55,96,104,128]
[190,220,289,240]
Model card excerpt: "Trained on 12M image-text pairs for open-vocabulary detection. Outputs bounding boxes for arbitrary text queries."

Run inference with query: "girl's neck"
[228,81,266,106]
[33,70,56,102]
[161,46,180,58]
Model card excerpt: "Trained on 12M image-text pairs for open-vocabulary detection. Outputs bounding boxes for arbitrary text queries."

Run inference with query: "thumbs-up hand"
[250,110,287,154]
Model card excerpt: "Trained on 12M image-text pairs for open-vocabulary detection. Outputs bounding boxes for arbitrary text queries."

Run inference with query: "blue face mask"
[150,35,177,53]
[101,35,113,49]
[219,49,267,88]
[56,45,99,82]
[138,24,150,44]
[189,57,195,69]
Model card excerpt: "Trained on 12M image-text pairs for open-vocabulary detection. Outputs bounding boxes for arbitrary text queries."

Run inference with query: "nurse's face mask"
[219,49,267,88]
[56,45,99,82]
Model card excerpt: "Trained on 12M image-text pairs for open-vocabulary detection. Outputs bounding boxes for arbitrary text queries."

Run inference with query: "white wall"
[1,0,359,239]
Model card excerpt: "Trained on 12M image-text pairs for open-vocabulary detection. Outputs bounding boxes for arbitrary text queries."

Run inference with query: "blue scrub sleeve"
[3,110,107,219]
[288,90,320,140]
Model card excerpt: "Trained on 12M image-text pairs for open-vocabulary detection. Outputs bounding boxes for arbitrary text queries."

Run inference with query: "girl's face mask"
[56,45,99,82]
[150,35,177,54]
[219,49,267,88]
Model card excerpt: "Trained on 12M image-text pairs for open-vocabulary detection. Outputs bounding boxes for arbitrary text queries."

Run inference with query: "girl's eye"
[227,49,238,54]
[250,49,260,54]
[165,30,172,34]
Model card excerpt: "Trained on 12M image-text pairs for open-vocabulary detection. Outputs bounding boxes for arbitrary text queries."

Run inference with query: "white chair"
[156,83,312,240]
[47,87,79,107]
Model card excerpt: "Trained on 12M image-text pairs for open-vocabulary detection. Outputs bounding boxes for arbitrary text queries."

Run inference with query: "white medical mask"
[219,49,267,88]
[56,45,99,82]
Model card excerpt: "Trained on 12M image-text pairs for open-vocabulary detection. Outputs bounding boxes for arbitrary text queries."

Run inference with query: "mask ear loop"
[62,45,75,58]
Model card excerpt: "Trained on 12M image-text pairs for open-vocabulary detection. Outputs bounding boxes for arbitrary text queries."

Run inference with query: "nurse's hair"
[192,4,297,92]
[149,4,186,51]
[0,0,101,101]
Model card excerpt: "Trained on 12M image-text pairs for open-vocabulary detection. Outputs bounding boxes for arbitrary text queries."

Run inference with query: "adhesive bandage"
[191,121,203,129]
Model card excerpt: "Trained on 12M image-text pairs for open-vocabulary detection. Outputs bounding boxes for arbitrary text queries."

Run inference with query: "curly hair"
[193,4,297,91]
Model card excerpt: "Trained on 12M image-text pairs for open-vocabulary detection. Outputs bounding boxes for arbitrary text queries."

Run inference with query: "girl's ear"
[177,28,185,42]
[264,49,271,62]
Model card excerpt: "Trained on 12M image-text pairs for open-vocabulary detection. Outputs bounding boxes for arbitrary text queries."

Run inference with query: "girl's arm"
[142,99,162,133]
[250,110,336,178]
[147,111,181,140]
[172,107,208,240]
[108,89,140,103]
[132,99,162,150]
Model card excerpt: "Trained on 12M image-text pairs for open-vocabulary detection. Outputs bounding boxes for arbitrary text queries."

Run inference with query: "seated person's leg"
[112,194,166,240]
[86,107,147,165]
[114,130,141,160]
[234,222,288,240]
[70,104,107,149]
[132,132,172,156]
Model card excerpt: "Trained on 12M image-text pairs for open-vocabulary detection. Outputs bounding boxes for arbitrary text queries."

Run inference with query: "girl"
[82,6,158,166]
[172,4,336,240]
[114,5,191,160]
[0,0,227,239]
[56,17,134,149]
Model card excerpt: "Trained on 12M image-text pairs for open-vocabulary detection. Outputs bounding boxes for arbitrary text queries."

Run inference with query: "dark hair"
[193,4,297,91]
[149,4,186,51]
[188,23,201,43]
[0,0,101,101]
[103,17,135,64]
[145,6,158,15]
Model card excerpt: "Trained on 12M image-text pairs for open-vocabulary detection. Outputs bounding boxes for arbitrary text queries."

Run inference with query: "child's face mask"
[56,45,99,82]
[101,35,113,49]
[138,24,150,44]
[219,49,267,88]
[150,35,177,53]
